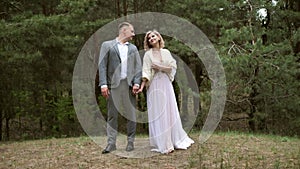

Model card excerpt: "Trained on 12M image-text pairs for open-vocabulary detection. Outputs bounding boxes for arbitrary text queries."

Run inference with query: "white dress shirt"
[101,39,129,89]
[117,39,129,80]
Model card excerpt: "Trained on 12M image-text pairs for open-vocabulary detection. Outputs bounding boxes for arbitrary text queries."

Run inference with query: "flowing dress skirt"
[147,72,194,154]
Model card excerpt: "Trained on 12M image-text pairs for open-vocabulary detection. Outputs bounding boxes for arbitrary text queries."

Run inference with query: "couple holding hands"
[99,22,194,154]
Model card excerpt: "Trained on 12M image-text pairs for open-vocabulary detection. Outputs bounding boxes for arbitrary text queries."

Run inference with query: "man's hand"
[101,87,110,99]
[132,84,139,95]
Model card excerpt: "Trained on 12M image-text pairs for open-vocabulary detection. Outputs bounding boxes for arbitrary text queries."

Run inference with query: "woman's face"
[147,32,160,46]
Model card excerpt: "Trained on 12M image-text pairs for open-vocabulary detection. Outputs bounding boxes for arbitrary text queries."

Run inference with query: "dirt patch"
[0,133,299,169]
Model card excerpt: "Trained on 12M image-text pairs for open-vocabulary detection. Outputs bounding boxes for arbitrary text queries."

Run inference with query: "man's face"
[122,25,135,41]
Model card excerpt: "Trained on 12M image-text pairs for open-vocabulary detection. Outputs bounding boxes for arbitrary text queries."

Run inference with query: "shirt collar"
[116,38,129,45]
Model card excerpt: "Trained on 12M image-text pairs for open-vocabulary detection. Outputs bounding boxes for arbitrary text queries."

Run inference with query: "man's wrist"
[101,85,108,88]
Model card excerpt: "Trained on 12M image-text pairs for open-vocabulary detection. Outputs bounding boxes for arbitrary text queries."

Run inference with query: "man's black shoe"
[125,142,134,152]
[102,144,116,154]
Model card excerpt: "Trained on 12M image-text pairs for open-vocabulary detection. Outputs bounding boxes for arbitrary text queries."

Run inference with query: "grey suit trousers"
[106,79,136,145]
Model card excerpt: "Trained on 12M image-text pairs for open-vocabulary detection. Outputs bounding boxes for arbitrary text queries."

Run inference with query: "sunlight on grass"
[186,132,300,168]
[0,132,299,168]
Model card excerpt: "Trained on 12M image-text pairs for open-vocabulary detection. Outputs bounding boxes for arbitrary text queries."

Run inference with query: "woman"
[138,30,194,154]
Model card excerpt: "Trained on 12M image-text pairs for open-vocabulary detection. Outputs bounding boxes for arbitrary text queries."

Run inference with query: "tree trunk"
[195,61,203,112]
[123,0,127,16]
[133,0,138,13]
[181,91,188,122]
[5,117,10,141]
[116,0,121,17]
[0,110,2,141]
[40,118,43,133]
[248,59,259,131]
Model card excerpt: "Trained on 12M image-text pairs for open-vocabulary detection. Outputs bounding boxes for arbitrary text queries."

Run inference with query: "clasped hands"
[101,63,171,98]
[151,62,171,73]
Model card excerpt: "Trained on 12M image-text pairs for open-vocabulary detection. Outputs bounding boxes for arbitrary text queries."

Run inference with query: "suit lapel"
[127,44,132,58]
[111,39,121,62]
[112,40,133,63]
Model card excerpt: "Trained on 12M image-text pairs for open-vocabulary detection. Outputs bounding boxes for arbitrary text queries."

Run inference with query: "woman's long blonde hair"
[143,30,165,51]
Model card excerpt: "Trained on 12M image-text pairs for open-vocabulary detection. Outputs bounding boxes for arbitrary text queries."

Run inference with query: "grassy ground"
[0,132,299,169]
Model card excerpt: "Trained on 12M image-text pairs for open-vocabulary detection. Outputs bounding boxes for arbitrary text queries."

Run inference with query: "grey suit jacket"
[98,39,142,88]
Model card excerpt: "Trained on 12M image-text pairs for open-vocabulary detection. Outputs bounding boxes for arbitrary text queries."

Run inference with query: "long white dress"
[143,49,194,154]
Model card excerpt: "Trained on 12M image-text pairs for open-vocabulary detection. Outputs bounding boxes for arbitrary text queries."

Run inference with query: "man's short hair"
[118,22,131,31]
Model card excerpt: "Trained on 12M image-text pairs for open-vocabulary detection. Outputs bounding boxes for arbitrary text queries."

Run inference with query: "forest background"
[0,0,299,141]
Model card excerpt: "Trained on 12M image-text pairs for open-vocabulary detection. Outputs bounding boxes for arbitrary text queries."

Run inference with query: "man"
[98,22,142,154]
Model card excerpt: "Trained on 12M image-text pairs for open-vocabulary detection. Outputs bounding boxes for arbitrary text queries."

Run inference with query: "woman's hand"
[136,79,147,94]
[136,88,143,94]
[151,63,172,73]
[151,63,161,72]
